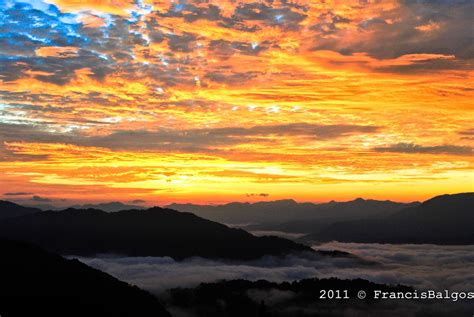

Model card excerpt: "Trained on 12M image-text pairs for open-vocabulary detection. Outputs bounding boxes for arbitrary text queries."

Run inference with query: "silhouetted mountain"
[69,201,146,212]
[167,278,465,317]
[23,202,59,211]
[303,193,474,244]
[167,199,419,233]
[0,239,170,317]
[0,200,41,220]
[167,199,301,224]
[0,205,313,260]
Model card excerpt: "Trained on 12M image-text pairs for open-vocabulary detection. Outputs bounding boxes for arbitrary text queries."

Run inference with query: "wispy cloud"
[374,143,472,155]
[3,192,34,196]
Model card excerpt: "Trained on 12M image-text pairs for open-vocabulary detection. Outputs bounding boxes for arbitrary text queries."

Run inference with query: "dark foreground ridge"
[0,239,170,317]
[303,193,474,244]
[166,278,472,317]
[0,203,313,260]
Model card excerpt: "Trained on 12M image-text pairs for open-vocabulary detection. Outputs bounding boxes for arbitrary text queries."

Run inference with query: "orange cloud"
[35,46,79,58]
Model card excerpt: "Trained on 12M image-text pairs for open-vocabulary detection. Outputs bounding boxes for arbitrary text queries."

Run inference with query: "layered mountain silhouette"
[167,198,418,231]
[0,200,41,220]
[69,201,146,212]
[0,239,170,317]
[302,193,474,244]
[0,203,313,260]
[23,201,147,212]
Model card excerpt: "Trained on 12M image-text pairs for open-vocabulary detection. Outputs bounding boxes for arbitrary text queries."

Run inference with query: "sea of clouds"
[75,243,474,294]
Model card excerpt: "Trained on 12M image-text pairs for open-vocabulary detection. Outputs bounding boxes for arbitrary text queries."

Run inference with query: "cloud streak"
[1,122,380,153]
[374,143,472,156]
[31,195,52,202]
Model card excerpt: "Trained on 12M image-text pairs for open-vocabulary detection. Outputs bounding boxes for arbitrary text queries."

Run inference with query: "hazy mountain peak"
[68,201,146,212]
[166,197,420,228]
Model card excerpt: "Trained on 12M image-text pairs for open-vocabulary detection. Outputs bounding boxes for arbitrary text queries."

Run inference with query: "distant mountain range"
[1,192,471,259]
[302,193,474,245]
[0,239,170,317]
[18,201,147,212]
[167,198,419,232]
[68,202,146,212]
[8,198,418,231]
[0,202,313,260]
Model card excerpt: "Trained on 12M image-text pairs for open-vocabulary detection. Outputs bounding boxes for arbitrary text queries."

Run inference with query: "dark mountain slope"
[302,193,474,244]
[0,205,313,260]
[166,278,460,317]
[0,239,170,317]
[0,200,40,220]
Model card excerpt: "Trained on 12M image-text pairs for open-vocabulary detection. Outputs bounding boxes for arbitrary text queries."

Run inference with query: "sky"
[0,0,473,206]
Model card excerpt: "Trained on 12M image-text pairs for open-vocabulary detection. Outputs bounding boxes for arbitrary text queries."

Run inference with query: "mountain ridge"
[302,192,474,244]
[0,202,314,260]
[167,198,420,233]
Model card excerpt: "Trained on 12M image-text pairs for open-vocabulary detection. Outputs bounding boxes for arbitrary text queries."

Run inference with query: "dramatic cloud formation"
[311,0,473,62]
[76,243,474,294]
[0,0,472,204]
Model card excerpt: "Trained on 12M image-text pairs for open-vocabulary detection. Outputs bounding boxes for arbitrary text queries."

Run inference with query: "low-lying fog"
[75,243,474,294]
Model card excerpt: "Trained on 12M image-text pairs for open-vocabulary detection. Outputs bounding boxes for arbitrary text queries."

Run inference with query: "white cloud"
[74,243,474,295]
